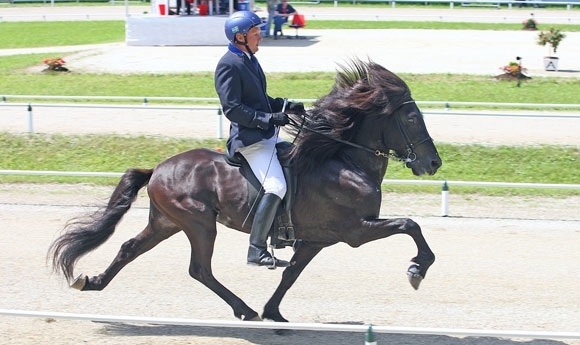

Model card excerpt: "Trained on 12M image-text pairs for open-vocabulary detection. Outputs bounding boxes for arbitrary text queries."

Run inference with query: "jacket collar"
[228,43,245,57]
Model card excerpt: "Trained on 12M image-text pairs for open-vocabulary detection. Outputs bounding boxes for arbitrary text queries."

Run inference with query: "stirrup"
[267,245,289,269]
[247,245,290,269]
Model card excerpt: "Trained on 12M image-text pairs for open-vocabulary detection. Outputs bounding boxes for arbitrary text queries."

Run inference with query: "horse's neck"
[343,147,388,186]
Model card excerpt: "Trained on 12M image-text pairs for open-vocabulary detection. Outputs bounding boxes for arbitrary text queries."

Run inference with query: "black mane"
[286,58,412,174]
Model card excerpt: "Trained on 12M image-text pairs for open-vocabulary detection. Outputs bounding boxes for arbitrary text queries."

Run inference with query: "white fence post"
[217,107,223,139]
[27,104,33,133]
[441,180,449,217]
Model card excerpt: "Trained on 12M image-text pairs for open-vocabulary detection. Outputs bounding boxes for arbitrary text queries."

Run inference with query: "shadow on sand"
[100,322,571,345]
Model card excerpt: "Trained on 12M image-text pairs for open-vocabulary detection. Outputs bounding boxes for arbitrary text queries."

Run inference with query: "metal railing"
[4,95,580,109]
[327,0,580,10]
[1,170,578,217]
[1,169,578,191]
[2,96,579,136]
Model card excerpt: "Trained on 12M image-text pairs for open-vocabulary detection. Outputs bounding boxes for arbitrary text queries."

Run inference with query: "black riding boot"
[247,193,290,267]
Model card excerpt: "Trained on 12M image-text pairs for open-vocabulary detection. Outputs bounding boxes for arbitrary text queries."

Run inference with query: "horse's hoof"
[407,264,423,290]
[70,274,87,290]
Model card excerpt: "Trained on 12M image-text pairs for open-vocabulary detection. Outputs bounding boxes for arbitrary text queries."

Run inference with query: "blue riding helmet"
[224,11,265,44]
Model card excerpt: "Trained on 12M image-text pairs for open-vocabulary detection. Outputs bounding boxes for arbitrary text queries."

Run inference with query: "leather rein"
[287,100,433,163]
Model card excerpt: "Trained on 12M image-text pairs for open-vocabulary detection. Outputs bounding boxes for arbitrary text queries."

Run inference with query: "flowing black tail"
[48,168,153,283]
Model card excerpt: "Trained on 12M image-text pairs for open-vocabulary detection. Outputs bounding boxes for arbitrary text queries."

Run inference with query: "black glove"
[287,102,305,114]
[270,112,290,126]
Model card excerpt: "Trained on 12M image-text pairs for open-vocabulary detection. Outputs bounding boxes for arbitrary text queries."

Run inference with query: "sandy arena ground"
[0,184,579,345]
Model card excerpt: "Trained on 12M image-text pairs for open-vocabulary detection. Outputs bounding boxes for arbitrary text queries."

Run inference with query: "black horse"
[49,59,442,323]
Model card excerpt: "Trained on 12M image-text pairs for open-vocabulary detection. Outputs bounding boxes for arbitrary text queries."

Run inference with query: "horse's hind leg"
[74,210,181,291]
[181,220,261,321]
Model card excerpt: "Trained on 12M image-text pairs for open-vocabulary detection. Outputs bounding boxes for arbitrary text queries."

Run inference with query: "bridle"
[387,100,434,163]
[287,100,433,164]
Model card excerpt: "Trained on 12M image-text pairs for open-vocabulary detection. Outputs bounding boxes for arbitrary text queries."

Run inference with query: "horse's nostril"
[432,159,442,169]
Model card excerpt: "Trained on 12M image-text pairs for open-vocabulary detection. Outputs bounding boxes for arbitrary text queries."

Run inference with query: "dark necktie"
[250,55,259,71]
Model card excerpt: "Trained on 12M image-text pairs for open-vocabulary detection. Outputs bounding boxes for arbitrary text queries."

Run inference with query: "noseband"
[288,100,433,164]
[384,100,434,163]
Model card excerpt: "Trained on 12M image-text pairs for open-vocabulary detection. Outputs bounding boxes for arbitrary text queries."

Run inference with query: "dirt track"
[0,184,579,345]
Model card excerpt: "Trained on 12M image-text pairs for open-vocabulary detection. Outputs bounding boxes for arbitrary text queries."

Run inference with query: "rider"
[215,11,304,268]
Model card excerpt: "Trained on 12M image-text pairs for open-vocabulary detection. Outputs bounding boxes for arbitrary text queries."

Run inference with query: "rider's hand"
[287,102,305,114]
[270,112,290,126]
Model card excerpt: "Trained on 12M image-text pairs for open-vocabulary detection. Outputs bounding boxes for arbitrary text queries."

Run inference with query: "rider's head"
[224,11,264,54]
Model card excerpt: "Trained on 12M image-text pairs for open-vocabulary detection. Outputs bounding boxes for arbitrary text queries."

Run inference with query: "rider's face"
[237,27,262,54]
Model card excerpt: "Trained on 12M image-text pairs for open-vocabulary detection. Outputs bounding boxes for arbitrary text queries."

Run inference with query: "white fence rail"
[3,171,579,216]
[347,0,580,10]
[1,308,580,340]
[1,170,579,191]
[4,94,580,109]
[2,98,580,137]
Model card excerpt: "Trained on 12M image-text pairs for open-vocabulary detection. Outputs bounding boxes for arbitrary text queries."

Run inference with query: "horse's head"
[385,100,442,176]
[328,58,441,176]
[285,58,441,176]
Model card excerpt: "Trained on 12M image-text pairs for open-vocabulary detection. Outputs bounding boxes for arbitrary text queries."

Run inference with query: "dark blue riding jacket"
[214,44,285,157]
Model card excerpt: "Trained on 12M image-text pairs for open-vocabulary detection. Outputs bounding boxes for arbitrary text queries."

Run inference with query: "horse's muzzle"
[408,155,442,176]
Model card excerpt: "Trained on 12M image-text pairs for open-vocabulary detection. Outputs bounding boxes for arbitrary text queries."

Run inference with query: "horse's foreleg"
[403,219,435,290]
[346,218,435,290]
[75,224,179,291]
[263,242,324,322]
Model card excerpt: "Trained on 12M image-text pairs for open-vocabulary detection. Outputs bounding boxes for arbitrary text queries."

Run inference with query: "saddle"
[225,142,298,250]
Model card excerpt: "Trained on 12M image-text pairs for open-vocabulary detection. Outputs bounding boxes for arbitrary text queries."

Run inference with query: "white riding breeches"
[237,136,287,199]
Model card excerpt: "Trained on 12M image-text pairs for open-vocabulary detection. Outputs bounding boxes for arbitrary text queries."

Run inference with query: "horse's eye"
[407,113,418,124]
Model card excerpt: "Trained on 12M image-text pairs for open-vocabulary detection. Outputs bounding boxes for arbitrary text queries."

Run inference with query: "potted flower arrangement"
[497,59,531,86]
[499,61,528,78]
[536,27,566,71]
[522,17,537,30]
[42,57,68,72]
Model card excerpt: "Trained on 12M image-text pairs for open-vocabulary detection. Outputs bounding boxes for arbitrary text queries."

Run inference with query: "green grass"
[1,21,579,108]
[2,68,580,109]
[1,133,578,196]
[1,19,579,50]
[0,21,125,49]
[1,17,579,196]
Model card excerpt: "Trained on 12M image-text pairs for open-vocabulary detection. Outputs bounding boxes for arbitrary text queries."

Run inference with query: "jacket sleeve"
[215,60,272,130]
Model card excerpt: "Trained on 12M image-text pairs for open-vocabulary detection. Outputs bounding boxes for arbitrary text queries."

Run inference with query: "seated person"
[273,0,297,39]
[176,0,192,15]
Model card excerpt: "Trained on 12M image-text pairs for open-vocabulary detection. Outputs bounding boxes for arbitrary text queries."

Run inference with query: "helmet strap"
[244,43,255,56]
[235,33,255,56]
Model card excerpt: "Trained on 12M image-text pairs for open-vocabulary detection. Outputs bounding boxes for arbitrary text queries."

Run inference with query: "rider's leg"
[238,139,289,267]
[247,193,289,266]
